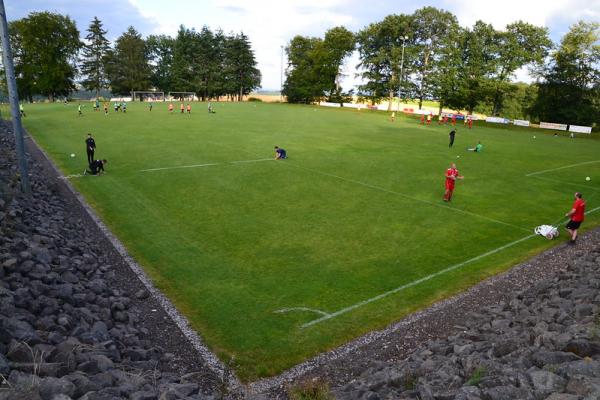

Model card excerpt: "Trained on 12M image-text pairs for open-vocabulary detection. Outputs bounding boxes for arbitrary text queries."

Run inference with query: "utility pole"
[280,45,284,102]
[0,0,31,194]
[396,35,408,113]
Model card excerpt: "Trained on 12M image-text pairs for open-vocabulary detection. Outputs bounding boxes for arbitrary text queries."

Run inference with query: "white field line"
[274,307,331,317]
[286,164,530,232]
[300,204,600,329]
[525,160,600,177]
[529,175,600,192]
[59,174,83,179]
[139,158,272,172]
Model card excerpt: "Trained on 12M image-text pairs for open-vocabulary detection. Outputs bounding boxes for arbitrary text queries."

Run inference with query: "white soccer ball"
[533,136,536,139]
[586,177,591,181]
[70,153,75,157]
[457,155,460,158]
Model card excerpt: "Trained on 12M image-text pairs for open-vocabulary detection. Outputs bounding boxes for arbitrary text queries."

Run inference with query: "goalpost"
[132,91,165,102]
[168,92,197,102]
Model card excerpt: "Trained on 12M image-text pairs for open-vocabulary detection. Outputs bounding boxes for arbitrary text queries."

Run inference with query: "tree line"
[6,12,261,102]
[283,7,599,126]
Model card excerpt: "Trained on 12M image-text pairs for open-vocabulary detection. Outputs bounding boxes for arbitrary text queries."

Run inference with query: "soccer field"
[23,101,600,380]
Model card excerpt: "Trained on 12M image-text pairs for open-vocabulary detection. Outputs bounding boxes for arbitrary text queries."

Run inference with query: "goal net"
[132,91,165,102]
[168,92,197,101]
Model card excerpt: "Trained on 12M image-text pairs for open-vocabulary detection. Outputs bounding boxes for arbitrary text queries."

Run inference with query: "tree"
[106,26,151,95]
[283,35,323,103]
[146,34,175,92]
[9,12,81,101]
[356,14,412,106]
[489,21,551,115]
[532,21,599,126]
[283,27,354,104]
[446,21,498,114]
[223,33,261,100]
[80,17,110,98]
[410,7,460,110]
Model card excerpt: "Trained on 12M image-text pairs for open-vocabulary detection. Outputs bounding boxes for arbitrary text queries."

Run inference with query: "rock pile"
[335,248,600,399]
[0,124,225,399]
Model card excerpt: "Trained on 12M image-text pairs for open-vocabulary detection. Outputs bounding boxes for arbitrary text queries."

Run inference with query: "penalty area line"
[525,160,600,177]
[284,163,530,232]
[139,158,273,172]
[300,204,600,329]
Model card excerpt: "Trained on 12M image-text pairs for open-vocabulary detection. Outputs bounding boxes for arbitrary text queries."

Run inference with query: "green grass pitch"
[22,101,600,380]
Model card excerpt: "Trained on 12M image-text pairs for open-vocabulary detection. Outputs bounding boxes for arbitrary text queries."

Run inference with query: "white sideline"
[529,175,600,191]
[299,204,600,328]
[525,160,600,177]
[287,164,530,232]
[139,158,273,172]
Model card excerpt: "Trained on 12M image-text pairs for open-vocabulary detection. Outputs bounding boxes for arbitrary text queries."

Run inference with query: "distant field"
[22,101,600,381]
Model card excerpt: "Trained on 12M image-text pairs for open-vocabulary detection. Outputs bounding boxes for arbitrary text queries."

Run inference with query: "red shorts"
[445,181,455,190]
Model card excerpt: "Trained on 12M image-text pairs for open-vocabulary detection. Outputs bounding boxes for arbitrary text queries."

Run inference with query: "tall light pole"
[0,0,30,194]
[396,35,408,113]
[280,45,284,102]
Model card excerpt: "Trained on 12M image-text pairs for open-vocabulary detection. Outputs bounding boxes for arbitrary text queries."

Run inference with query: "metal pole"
[397,37,407,113]
[280,45,284,102]
[0,0,31,194]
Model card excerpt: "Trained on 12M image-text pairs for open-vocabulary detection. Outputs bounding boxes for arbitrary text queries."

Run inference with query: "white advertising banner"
[569,125,592,134]
[486,116,509,124]
[540,122,568,131]
[319,102,341,108]
[513,119,530,127]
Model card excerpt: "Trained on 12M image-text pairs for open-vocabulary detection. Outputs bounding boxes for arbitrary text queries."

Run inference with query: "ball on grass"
[456,155,460,158]
[70,153,75,158]
[586,176,591,181]
[533,136,536,139]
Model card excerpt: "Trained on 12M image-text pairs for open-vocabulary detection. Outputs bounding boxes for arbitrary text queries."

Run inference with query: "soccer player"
[94,99,100,111]
[149,103,153,112]
[443,163,463,202]
[122,102,127,113]
[85,133,96,165]
[449,129,456,148]
[168,103,174,113]
[187,103,191,114]
[390,111,395,122]
[19,103,25,117]
[274,146,287,160]
[84,159,107,175]
[78,103,83,117]
[114,102,119,112]
[103,102,109,115]
[565,192,585,245]
[467,141,482,152]
[468,117,473,129]
[426,113,432,125]
[180,103,185,113]
[208,102,213,113]
[420,114,425,125]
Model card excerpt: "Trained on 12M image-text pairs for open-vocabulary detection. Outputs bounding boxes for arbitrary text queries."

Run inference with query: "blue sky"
[9,0,600,90]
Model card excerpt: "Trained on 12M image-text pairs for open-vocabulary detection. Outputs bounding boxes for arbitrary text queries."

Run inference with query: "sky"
[8,0,600,91]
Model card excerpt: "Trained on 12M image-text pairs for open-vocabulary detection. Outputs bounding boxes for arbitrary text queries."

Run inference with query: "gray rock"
[528,369,567,395]
[1,317,39,343]
[563,339,600,357]
[532,351,581,368]
[481,385,534,400]
[544,394,580,400]
[0,352,10,375]
[38,377,75,400]
[130,391,158,400]
[558,360,600,378]
[565,375,600,396]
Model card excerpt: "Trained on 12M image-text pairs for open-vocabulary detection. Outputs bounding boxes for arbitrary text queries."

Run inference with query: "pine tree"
[80,17,110,98]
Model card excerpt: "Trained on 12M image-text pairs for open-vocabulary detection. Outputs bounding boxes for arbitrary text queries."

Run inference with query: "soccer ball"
[533,136,536,139]
[70,153,75,157]
[586,177,591,181]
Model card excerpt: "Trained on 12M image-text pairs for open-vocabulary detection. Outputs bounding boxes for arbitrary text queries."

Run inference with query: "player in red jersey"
[565,192,585,245]
[420,114,425,125]
[443,163,464,202]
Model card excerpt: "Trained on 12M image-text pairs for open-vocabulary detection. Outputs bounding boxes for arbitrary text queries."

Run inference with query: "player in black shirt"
[84,159,107,175]
[274,146,287,159]
[85,134,96,165]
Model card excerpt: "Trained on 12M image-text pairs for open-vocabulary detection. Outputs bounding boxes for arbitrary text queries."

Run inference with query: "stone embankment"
[0,123,228,399]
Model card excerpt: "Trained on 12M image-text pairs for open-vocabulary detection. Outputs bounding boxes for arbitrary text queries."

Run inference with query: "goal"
[132,91,165,102]
[168,92,197,101]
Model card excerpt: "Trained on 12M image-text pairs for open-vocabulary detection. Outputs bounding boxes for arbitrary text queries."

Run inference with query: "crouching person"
[85,159,107,175]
